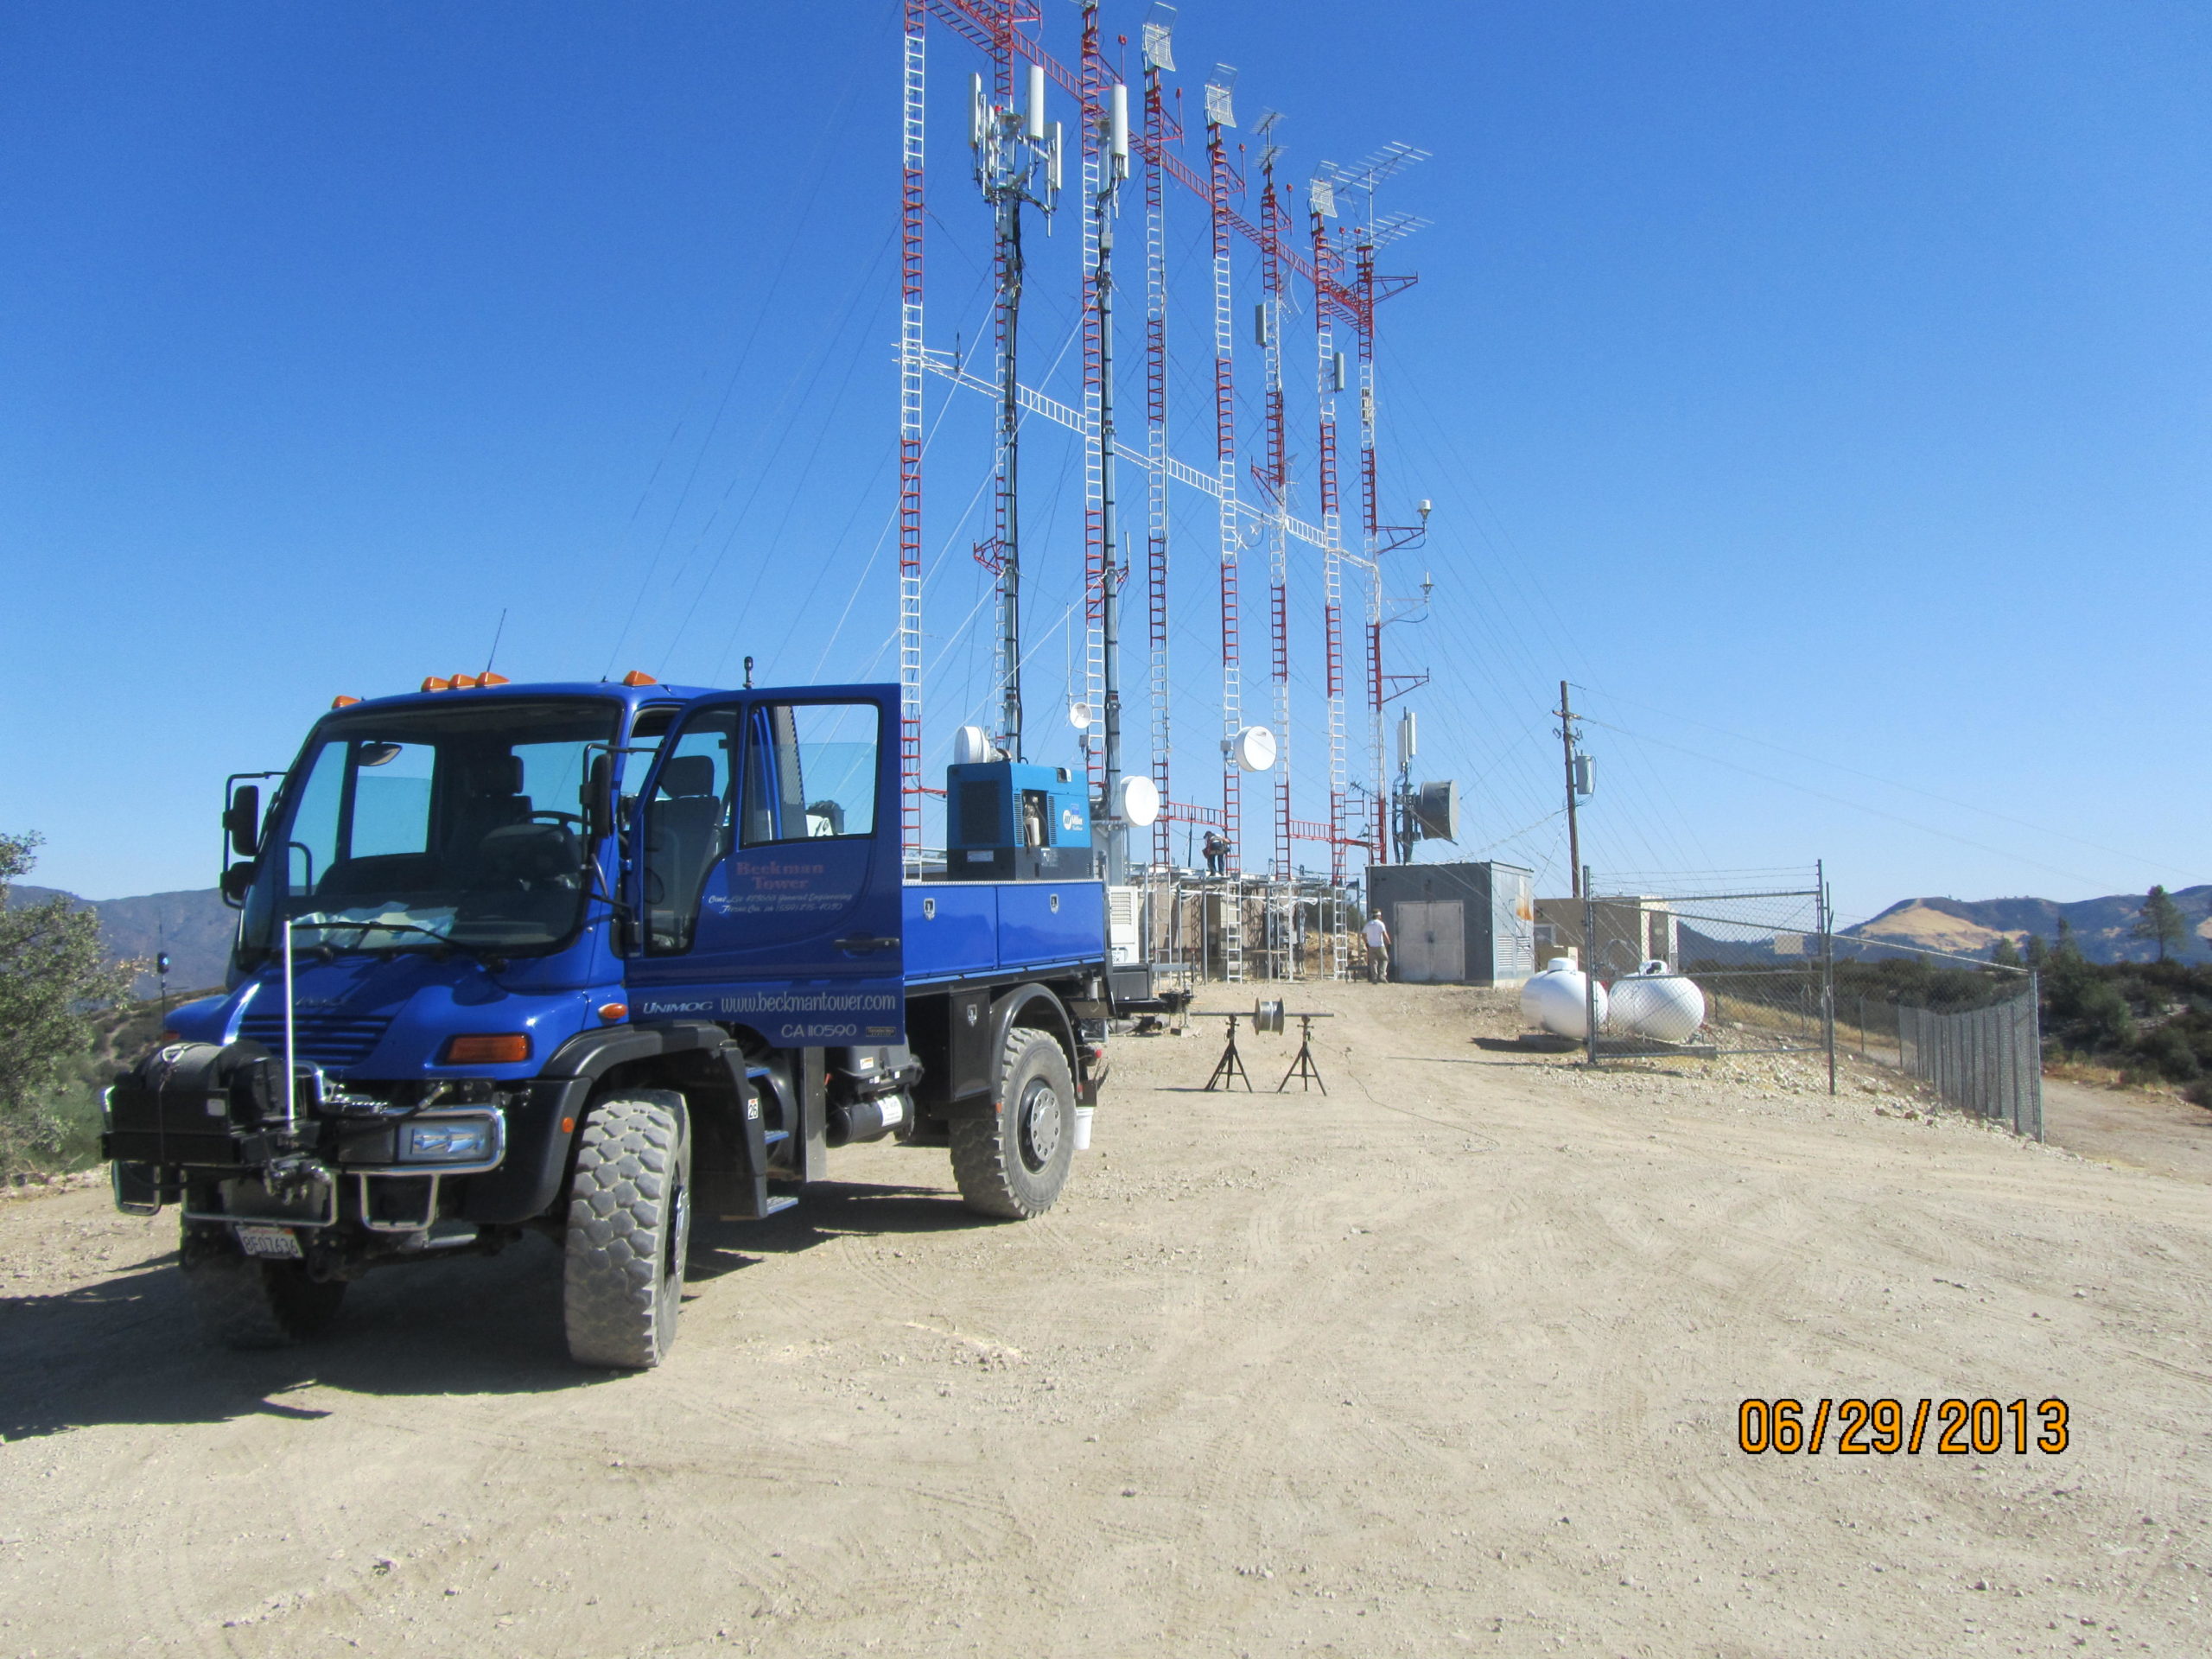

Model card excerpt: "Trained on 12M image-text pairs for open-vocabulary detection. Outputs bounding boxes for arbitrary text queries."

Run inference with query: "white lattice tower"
[898,0,928,869]
[1205,69,1240,892]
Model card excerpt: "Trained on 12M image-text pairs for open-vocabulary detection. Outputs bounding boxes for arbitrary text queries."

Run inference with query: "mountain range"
[1844,887,2212,964]
[8,879,2207,991]
[5,884,236,998]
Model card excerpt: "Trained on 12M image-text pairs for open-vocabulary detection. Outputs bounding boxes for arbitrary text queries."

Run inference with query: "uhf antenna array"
[899,0,1429,888]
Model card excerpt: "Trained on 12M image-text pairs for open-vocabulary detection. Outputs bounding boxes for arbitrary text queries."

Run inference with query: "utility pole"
[1557,679,1582,899]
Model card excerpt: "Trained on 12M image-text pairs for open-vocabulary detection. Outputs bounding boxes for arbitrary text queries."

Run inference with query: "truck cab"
[105,677,1109,1368]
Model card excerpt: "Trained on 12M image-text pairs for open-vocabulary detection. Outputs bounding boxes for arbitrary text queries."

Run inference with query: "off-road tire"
[563,1091,692,1370]
[950,1026,1077,1220]
[179,1231,347,1349]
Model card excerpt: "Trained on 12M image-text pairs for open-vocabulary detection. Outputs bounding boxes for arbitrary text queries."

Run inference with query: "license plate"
[236,1224,302,1260]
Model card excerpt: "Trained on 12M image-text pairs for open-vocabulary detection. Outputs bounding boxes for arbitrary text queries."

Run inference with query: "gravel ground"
[3,980,2209,1657]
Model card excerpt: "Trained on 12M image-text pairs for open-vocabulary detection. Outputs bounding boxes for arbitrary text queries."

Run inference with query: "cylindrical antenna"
[1331,350,1346,392]
[1049,121,1064,193]
[1253,302,1268,346]
[970,73,985,149]
[1109,82,1130,171]
[1027,62,1047,142]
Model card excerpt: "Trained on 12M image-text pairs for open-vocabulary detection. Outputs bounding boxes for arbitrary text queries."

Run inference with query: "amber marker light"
[422,676,453,692]
[620,670,658,686]
[598,1002,629,1022]
[480,672,510,686]
[450,672,479,689]
[439,1033,532,1065]
[331,695,361,709]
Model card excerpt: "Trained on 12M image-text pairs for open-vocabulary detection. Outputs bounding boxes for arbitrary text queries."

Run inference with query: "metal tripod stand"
[1203,1014,1253,1092]
[1278,1013,1330,1094]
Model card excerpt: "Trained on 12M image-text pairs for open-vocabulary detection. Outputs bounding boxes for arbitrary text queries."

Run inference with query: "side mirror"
[582,753,613,843]
[223,785,261,858]
[220,861,257,904]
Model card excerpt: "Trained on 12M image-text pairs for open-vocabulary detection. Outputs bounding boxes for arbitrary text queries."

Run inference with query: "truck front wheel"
[563,1092,693,1370]
[179,1230,347,1349]
[950,1026,1077,1220]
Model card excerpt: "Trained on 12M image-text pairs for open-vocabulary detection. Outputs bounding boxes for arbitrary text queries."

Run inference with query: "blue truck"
[102,676,1122,1368]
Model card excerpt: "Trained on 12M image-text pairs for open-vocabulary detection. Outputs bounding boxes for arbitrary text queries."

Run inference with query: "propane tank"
[1607,959,1707,1045]
[1520,957,1608,1040]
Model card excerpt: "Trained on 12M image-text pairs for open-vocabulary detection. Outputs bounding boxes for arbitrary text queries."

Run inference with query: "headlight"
[401,1118,497,1163]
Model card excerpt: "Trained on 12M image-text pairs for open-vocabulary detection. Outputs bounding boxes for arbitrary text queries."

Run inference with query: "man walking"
[1363,912,1391,983]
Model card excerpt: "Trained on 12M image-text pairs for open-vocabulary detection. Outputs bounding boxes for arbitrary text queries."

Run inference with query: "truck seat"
[644,753,728,947]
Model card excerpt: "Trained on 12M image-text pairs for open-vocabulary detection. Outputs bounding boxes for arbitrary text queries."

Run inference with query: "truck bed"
[904,880,1105,987]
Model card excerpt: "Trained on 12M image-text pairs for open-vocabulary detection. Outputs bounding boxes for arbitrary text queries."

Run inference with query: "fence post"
[1820,866,1837,1094]
[1582,867,1599,1069]
[2028,970,2044,1140]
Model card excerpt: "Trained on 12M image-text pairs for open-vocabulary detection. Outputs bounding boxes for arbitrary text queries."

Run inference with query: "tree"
[2054,916,2079,960]
[2133,885,2189,963]
[1990,936,2022,969]
[0,833,134,1170]
[2023,933,2050,971]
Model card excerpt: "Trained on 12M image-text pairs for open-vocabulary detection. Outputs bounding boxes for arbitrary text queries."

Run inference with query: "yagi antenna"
[1256,107,1283,172]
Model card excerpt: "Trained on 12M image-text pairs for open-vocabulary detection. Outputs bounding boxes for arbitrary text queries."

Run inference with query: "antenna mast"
[971,45,1061,762]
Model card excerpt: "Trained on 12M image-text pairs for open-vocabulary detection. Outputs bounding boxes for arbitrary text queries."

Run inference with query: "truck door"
[624,687,905,1045]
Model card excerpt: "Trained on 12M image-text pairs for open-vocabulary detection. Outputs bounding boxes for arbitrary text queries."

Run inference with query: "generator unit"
[944,760,1096,880]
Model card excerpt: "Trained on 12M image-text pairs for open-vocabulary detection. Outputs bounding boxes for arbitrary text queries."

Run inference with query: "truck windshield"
[239,697,622,961]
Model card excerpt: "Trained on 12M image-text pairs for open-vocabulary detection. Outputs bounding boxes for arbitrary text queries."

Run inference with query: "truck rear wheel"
[563,1091,692,1370]
[951,1026,1077,1220]
[180,1230,347,1349]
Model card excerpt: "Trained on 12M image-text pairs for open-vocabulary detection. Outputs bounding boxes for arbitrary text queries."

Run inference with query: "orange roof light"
[331,695,361,709]
[621,670,658,687]
[451,672,478,689]
[480,672,510,687]
[439,1033,532,1066]
[421,676,453,693]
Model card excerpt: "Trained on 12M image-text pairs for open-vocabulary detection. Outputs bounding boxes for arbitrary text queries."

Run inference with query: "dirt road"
[4,983,2209,1656]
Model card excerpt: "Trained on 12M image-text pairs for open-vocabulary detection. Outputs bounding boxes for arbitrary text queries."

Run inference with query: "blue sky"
[3,0,2206,925]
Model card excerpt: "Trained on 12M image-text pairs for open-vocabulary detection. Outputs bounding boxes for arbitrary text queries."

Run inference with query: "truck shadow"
[686,1179,1000,1282]
[0,1180,1014,1440]
[0,1240,579,1440]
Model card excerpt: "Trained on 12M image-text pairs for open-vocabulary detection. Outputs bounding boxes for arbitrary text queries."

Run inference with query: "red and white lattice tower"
[1205,66,1241,874]
[1256,125,1293,880]
[1141,25,1173,867]
[1308,171,1348,890]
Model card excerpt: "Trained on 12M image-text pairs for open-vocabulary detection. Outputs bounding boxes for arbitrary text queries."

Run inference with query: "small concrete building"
[1532,895,1679,976]
[1366,861,1537,986]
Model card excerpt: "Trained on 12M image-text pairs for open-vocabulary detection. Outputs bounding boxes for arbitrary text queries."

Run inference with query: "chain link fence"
[1895,988,2044,1139]
[1569,869,1835,1073]
[1569,870,2050,1138]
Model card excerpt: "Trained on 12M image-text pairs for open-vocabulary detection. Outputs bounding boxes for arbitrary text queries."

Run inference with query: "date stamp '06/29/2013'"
[1738,1397,2069,1456]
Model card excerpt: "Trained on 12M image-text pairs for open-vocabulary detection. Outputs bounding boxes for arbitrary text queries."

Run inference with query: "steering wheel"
[528,810,584,827]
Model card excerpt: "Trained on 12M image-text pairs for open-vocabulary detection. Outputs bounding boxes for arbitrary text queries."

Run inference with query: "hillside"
[3,884,233,997]
[1847,887,2212,964]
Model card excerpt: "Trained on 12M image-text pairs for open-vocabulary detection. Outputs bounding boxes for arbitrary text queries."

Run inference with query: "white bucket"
[1072,1106,1095,1152]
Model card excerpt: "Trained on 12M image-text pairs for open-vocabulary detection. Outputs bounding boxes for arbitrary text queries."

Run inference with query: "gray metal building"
[1365,861,1538,986]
